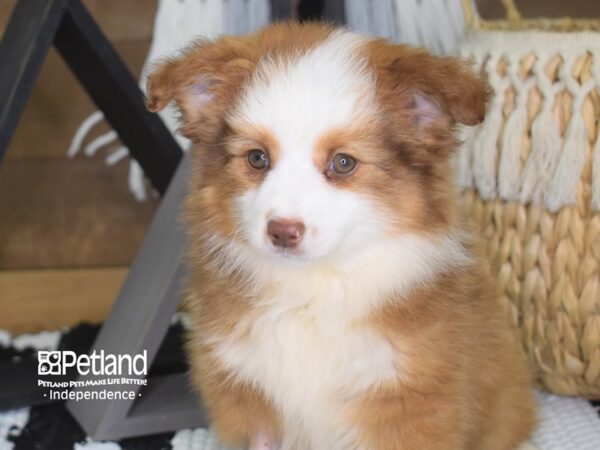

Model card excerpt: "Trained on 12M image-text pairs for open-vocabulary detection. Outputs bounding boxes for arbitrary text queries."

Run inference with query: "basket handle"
[461,0,523,28]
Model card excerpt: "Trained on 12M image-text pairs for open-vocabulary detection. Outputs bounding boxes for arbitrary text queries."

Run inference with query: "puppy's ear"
[386,48,489,128]
[146,37,256,135]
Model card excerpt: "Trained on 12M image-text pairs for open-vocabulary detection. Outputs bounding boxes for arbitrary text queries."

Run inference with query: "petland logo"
[38,350,148,376]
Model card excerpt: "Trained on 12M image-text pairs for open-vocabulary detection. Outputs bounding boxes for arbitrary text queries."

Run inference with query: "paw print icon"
[38,351,62,375]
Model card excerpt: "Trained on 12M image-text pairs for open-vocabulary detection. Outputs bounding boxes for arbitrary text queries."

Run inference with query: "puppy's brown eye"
[329,153,356,176]
[247,149,269,170]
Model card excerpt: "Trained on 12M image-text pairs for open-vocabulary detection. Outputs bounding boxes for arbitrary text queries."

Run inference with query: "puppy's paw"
[249,431,278,450]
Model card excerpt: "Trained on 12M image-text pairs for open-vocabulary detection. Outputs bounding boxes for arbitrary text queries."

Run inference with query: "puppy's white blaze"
[232,30,377,150]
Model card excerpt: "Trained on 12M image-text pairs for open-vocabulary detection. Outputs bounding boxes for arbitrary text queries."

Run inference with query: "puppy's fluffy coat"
[147,23,536,450]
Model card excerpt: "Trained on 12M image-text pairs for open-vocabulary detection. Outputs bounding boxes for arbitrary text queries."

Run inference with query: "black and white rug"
[1,323,599,450]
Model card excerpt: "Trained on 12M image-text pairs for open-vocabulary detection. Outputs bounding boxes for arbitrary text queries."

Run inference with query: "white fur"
[199,31,472,449]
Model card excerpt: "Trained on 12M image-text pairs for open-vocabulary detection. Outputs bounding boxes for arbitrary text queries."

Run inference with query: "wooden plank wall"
[0,0,159,333]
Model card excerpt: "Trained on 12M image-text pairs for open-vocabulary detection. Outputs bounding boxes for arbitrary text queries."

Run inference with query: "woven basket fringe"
[459,33,600,212]
[498,58,534,200]
[520,82,563,203]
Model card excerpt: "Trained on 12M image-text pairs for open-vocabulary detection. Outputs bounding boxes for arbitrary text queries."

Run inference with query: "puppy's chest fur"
[199,234,469,447]
[206,274,399,448]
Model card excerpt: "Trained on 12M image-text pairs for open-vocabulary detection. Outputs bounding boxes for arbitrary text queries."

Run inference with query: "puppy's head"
[147,23,487,268]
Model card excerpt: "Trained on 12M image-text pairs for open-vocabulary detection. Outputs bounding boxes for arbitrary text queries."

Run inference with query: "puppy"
[146,22,536,450]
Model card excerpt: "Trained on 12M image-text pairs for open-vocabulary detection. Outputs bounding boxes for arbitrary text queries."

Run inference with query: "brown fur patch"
[364,38,489,128]
[183,286,281,448]
[348,257,536,450]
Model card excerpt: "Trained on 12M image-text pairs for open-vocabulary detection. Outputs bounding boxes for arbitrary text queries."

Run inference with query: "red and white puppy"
[147,23,536,450]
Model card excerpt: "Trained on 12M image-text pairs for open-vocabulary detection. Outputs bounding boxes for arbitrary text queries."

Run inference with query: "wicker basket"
[456,0,600,397]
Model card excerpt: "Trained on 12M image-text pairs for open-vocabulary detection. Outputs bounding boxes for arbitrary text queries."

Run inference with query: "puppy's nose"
[267,219,305,249]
